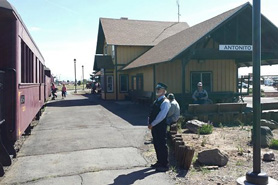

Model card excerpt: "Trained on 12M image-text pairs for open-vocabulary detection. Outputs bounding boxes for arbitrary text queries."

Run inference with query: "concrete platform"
[0,92,175,184]
[237,176,278,185]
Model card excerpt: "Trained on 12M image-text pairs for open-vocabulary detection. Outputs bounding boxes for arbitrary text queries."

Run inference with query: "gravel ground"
[142,126,278,185]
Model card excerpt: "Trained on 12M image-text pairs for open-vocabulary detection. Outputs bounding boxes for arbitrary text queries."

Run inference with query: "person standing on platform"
[62,84,67,99]
[148,82,171,172]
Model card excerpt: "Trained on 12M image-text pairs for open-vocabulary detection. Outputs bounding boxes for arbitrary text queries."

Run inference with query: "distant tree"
[77,80,81,86]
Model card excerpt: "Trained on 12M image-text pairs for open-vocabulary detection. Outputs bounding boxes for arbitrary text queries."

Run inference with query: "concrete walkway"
[0,91,175,185]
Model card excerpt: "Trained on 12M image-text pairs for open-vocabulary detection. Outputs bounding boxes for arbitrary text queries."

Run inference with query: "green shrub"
[198,124,213,135]
[269,139,278,150]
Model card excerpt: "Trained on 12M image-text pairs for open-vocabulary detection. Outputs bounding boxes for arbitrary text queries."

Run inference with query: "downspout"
[153,65,156,101]
[115,45,118,100]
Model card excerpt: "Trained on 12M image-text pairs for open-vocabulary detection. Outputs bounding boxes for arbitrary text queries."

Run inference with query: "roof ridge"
[123,2,250,70]
[169,2,250,61]
[188,2,249,31]
[152,22,181,43]
[100,17,188,24]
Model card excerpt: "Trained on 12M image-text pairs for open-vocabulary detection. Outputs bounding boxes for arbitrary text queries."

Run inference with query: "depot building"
[93,2,278,107]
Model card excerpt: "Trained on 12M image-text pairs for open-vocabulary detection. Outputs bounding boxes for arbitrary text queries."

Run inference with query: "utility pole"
[245,0,269,184]
[74,59,77,93]
[82,65,84,90]
[176,0,181,22]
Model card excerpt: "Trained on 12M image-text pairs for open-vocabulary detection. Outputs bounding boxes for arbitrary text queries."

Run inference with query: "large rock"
[197,149,229,167]
[186,119,207,133]
[251,126,273,147]
[263,151,275,161]
[260,119,278,130]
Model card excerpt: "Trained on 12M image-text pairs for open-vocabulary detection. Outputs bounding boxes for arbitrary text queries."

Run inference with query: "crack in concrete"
[17,146,143,158]
[78,174,84,185]
[18,165,149,185]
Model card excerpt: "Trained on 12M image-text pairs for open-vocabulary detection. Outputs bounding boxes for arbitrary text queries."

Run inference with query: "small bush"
[198,124,213,135]
[269,139,278,150]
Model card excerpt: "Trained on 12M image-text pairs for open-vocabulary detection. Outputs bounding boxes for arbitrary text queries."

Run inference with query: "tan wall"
[127,66,153,92]
[186,59,237,92]
[117,46,151,65]
[122,59,236,99]
[155,60,182,94]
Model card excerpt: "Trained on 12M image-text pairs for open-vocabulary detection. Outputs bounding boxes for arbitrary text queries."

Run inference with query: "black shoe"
[150,162,161,168]
[155,165,169,172]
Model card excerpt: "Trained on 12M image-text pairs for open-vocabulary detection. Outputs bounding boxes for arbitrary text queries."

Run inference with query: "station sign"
[219,45,252,51]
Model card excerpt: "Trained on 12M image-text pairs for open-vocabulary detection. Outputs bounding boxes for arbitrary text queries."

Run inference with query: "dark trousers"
[52,91,57,98]
[151,122,168,166]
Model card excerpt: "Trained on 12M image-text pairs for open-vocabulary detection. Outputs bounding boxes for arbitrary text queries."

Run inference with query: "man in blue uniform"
[148,83,171,172]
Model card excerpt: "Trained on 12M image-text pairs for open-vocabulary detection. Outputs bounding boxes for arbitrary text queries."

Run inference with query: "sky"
[7,0,278,81]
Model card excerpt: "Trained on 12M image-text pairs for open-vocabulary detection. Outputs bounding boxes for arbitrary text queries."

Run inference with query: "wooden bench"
[128,90,153,104]
[188,103,247,115]
[261,102,278,112]
[137,91,153,104]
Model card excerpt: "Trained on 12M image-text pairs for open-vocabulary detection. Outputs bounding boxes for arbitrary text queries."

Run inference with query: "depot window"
[191,72,212,93]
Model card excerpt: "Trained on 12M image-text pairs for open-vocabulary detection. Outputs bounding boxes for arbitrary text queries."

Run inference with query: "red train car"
[0,0,49,164]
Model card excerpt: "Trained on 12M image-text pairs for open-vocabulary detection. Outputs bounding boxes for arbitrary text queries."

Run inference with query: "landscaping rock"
[197,149,229,167]
[186,119,207,133]
[263,151,275,161]
[251,126,273,147]
[260,119,278,130]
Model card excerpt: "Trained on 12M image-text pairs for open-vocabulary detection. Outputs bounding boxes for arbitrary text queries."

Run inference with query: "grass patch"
[236,160,244,166]
[198,124,213,135]
[199,166,210,174]
[269,139,278,150]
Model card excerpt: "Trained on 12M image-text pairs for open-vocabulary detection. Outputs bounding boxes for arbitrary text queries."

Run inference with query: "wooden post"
[183,146,195,170]
[175,141,184,159]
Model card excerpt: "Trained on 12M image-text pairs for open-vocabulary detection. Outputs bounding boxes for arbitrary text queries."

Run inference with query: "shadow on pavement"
[82,94,151,126]
[46,98,98,107]
[108,168,157,185]
[46,93,150,126]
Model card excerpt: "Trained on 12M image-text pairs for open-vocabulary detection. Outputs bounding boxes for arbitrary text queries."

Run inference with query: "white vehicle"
[264,78,274,86]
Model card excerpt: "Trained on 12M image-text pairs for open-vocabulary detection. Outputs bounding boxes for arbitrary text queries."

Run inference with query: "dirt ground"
[143,125,278,185]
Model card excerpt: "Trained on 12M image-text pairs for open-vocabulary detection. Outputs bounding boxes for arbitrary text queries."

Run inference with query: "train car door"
[0,70,12,174]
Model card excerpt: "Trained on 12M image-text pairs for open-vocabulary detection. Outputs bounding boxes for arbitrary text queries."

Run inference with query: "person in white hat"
[192,82,208,104]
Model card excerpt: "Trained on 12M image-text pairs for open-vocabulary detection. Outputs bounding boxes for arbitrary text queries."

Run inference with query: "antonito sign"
[219,45,252,51]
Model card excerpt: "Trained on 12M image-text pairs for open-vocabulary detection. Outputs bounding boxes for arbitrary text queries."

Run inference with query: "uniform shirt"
[167,99,180,124]
[150,95,171,127]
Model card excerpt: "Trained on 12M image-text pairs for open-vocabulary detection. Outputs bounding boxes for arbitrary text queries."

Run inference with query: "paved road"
[0,91,175,185]
[243,97,278,108]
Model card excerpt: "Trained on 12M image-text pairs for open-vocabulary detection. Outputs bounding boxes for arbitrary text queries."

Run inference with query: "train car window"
[21,41,25,83]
